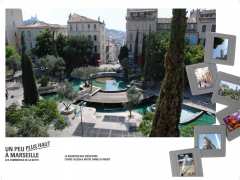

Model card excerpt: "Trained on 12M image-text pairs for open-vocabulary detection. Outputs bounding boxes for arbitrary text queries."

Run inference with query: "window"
[94,45,97,53]
[70,24,72,32]
[129,33,133,41]
[149,24,151,32]
[76,24,78,32]
[27,31,31,40]
[129,44,132,52]
[12,21,15,28]
[88,24,90,30]
[202,25,206,32]
[94,35,97,41]
[211,24,216,32]
[88,35,91,40]
[94,24,97,30]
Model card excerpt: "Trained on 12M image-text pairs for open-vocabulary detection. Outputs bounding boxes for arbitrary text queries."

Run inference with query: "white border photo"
[186,63,217,95]
[205,32,236,66]
[217,106,240,141]
[212,72,240,106]
[194,125,226,157]
[169,148,203,177]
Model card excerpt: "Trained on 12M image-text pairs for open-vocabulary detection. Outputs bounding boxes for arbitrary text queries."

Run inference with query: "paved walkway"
[48,104,143,137]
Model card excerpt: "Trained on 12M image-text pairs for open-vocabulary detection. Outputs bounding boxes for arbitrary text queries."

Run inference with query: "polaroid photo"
[194,125,226,157]
[186,63,217,95]
[217,106,240,141]
[169,148,203,177]
[205,32,236,66]
[212,72,240,106]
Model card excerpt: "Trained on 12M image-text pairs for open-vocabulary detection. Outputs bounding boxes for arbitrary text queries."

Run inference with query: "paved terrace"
[48,104,143,137]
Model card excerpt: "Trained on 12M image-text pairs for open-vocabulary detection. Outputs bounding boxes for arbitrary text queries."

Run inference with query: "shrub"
[180,125,194,137]
[6,123,18,137]
[35,99,60,125]
[138,112,154,136]
[54,116,69,130]
[39,76,49,87]
[5,99,66,137]
[17,115,49,137]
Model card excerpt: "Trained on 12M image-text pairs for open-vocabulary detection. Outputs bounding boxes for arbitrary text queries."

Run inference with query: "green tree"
[150,9,187,137]
[6,45,21,74]
[21,32,39,105]
[184,44,204,65]
[63,36,93,74]
[39,55,65,80]
[140,34,146,71]
[125,85,142,118]
[134,29,139,65]
[32,29,56,57]
[143,32,169,85]
[56,33,67,57]
[118,45,130,79]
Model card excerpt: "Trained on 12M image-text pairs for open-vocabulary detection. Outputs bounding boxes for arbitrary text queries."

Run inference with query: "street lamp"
[79,101,87,136]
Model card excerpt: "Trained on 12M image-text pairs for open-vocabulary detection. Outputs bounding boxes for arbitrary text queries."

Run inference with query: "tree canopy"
[32,29,57,58]
[63,36,94,74]
[143,32,170,84]
[6,45,21,74]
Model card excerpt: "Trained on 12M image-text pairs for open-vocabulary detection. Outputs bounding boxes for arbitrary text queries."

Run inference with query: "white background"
[0,0,240,179]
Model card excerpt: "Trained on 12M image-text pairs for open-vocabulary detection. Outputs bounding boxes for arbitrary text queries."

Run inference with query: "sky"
[213,38,229,59]
[22,8,173,31]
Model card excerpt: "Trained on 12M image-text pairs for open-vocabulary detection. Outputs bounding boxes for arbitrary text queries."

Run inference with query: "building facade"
[17,22,67,53]
[5,9,23,49]
[194,9,216,43]
[67,13,106,64]
[157,17,199,45]
[106,39,121,64]
[126,9,216,56]
[126,9,158,55]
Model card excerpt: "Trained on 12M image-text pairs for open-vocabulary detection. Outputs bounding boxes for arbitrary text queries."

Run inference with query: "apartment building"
[67,13,106,64]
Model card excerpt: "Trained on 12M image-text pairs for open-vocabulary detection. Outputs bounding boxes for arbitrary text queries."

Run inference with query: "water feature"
[95,103,215,126]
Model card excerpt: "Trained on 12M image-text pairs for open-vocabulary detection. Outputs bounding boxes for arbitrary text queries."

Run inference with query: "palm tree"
[150,9,187,137]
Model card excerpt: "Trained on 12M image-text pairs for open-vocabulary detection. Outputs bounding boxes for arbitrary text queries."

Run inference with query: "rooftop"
[68,13,104,24]
[17,21,66,29]
[127,8,158,12]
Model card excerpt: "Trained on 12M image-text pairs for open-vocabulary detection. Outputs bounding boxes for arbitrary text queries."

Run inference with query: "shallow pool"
[71,77,127,92]
[96,103,215,126]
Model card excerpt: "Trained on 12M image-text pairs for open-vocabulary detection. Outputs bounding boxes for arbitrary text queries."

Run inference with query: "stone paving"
[48,104,143,137]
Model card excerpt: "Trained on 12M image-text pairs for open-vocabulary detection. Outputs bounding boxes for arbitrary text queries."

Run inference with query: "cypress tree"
[140,34,146,71]
[150,9,187,137]
[134,29,139,65]
[21,32,39,105]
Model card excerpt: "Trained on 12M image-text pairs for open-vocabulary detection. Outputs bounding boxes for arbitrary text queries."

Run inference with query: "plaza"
[5,8,216,137]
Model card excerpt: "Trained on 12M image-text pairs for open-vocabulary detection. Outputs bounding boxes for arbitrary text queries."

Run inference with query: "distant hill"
[106,29,126,45]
